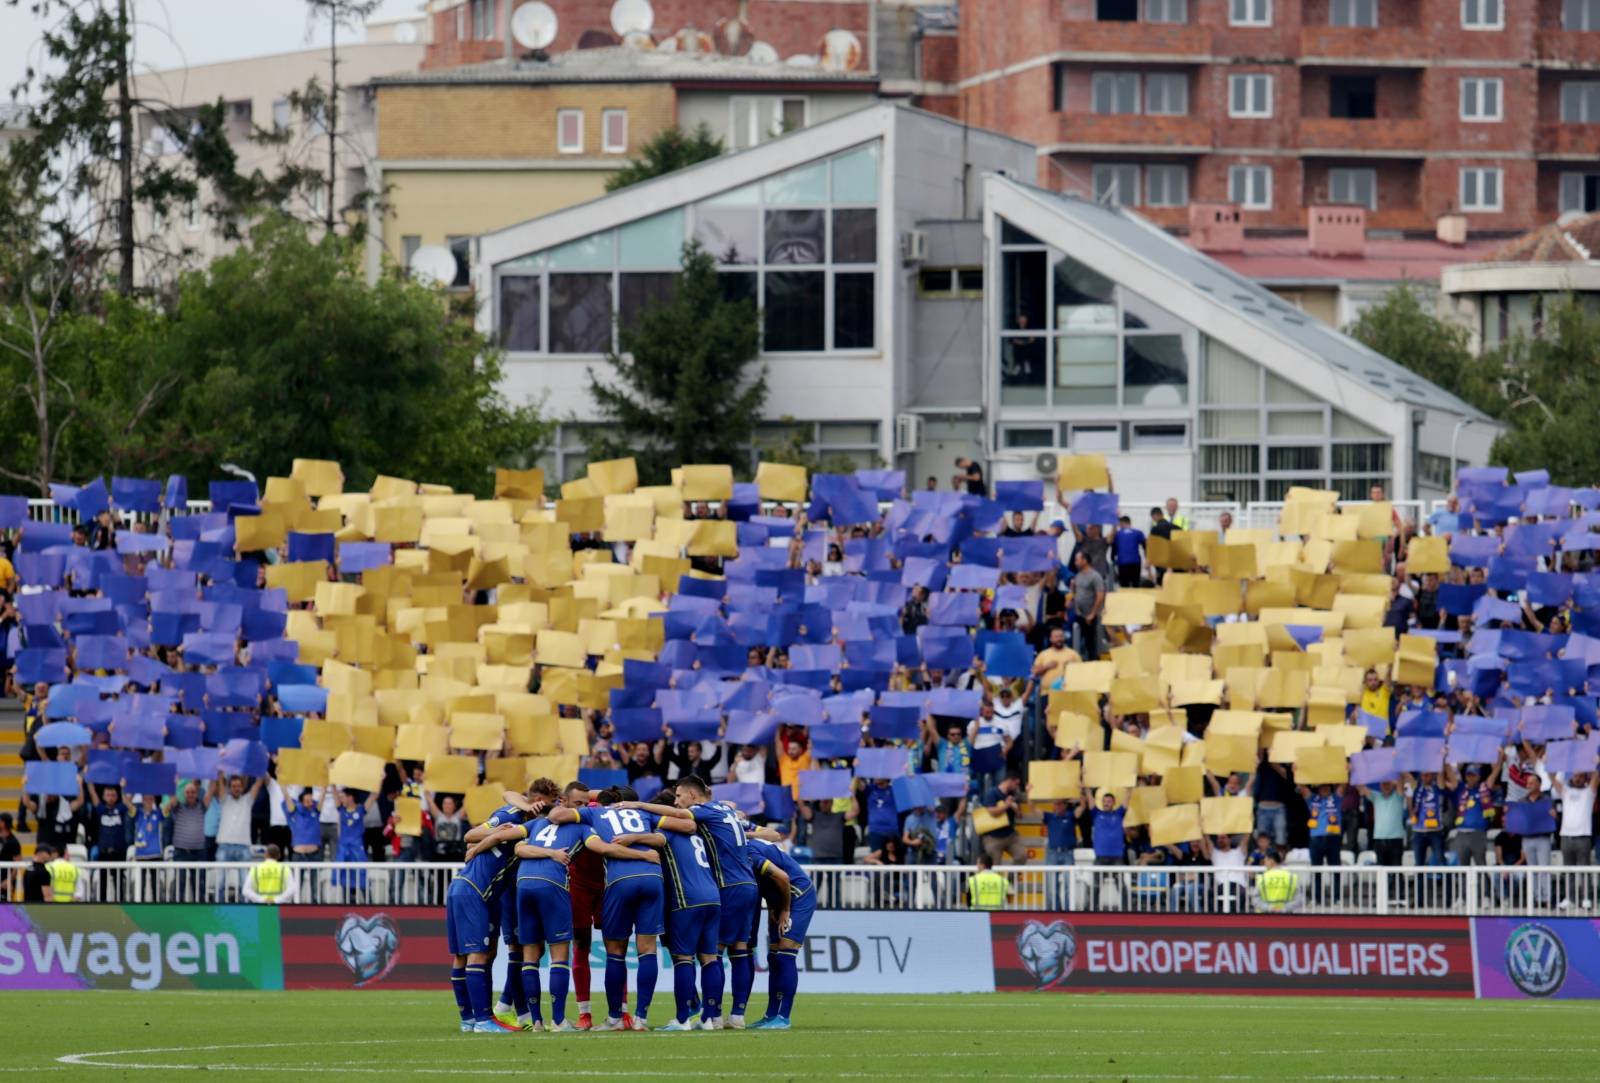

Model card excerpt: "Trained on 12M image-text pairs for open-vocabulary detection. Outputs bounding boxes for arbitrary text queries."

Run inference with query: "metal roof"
[374,46,878,87]
[999,180,1495,421]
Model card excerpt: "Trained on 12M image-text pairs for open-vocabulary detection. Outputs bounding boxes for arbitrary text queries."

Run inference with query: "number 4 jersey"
[581,806,664,886]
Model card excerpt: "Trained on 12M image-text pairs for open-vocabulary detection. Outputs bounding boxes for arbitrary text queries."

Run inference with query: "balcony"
[1062,20,1210,59]
[1057,113,1211,151]
[1298,117,1426,155]
[1536,123,1600,158]
[1298,26,1428,66]
[1536,29,1600,68]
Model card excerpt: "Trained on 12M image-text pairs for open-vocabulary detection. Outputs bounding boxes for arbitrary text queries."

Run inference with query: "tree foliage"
[604,123,724,193]
[1348,286,1600,486]
[585,242,765,485]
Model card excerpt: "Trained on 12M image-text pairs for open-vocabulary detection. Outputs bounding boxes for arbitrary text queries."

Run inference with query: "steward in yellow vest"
[966,855,1011,910]
[244,844,298,904]
[1255,851,1299,912]
[46,854,80,903]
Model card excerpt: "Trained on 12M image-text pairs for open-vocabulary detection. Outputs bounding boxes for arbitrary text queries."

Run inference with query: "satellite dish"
[621,29,655,50]
[655,34,677,52]
[820,29,862,72]
[746,41,778,64]
[611,0,654,36]
[394,22,418,44]
[715,15,751,55]
[673,27,713,54]
[512,1,559,50]
[408,244,457,286]
[785,53,820,68]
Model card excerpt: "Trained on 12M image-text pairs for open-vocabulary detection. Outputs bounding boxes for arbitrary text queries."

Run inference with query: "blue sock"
[519,961,542,1023]
[465,964,492,1022]
[450,966,471,1021]
[673,959,696,1023]
[636,951,659,1021]
[773,949,799,1020]
[762,951,781,1019]
[549,962,570,1024]
[604,954,627,1020]
[729,950,753,1015]
[700,958,724,1020]
[508,957,528,1018]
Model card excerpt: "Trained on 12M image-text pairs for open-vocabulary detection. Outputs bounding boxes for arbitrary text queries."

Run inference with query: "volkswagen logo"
[336,913,401,987]
[1504,922,1566,998]
[1016,919,1078,990]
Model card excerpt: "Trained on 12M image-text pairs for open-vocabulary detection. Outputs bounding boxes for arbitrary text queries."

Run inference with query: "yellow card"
[1201,795,1254,835]
[300,720,353,757]
[235,511,286,553]
[1126,784,1167,827]
[1269,730,1324,763]
[276,749,329,787]
[1164,765,1204,804]
[972,807,1010,835]
[1357,501,1396,539]
[1028,760,1082,800]
[292,458,345,497]
[1210,544,1259,580]
[1083,751,1138,790]
[495,467,545,500]
[395,723,449,761]
[756,461,808,502]
[1295,744,1350,785]
[1407,536,1449,574]
[1103,591,1156,627]
[1109,677,1158,716]
[1058,454,1108,491]
[451,713,505,752]
[680,464,734,502]
[394,795,423,836]
[1063,661,1116,694]
[424,753,478,793]
[329,751,386,793]
[1052,711,1099,752]
[536,629,587,668]
[1204,732,1258,775]
[465,784,505,825]
[588,458,639,496]
[1149,803,1203,846]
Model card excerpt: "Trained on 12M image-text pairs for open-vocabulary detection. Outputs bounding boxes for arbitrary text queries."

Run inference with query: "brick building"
[956,0,1600,237]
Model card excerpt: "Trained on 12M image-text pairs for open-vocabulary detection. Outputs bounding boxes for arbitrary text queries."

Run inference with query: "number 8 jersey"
[581,805,664,886]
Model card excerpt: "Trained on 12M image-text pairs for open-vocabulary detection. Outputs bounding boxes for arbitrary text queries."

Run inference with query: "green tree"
[755,417,878,475]
[1344,284,1492,410]
[1479,297,1600,486]
[129,215,548,494]
[584,242,765,484]
[604,123,724,193]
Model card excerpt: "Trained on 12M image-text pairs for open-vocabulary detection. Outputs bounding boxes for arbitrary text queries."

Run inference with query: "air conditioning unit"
[894,413,924,455]
[1034,451,1059,479]
[900,229,928,264]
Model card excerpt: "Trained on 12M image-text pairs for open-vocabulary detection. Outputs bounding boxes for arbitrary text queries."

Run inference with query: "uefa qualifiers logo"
[1016,920,1078,990]
[335,913,401,987]
[1504,923,1566,998]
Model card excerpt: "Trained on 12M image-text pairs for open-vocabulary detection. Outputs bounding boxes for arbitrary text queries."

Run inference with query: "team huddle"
[444,776,812,1033]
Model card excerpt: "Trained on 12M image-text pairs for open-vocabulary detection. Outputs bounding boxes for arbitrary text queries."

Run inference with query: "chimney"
[1436,214,1468,247]
[1188,203,1243,254]
[1308,205,1366,257]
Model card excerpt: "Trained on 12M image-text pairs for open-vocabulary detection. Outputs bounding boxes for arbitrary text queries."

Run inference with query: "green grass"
[1,991,1595,1079]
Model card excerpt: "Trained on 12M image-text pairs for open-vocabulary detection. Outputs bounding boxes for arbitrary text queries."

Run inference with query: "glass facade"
[496,143,880,356]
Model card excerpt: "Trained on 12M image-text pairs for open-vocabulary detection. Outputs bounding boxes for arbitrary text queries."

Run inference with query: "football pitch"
[1,991,1594,1080]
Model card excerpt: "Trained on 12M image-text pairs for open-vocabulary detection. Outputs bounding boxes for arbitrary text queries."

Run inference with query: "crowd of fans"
[0,458,1597,912]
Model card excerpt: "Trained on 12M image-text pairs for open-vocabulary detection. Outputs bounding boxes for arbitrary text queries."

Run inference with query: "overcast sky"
[1,0,424,99]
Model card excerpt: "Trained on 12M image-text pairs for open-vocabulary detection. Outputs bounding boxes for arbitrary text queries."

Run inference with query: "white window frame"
[729,96,809,150]
[556,109,584,154]
[1229,164,1273,210]
[1093,163,1142,207]
[601,109,628,153]
[1460,167,1503,212]
[1145,0,1187,23]
[1329,167,1377,210]
[1144,72,1189,116]
[1565,0,1600,32]
[1230,0,1271,27]
[183,200,199,231]
[1145,164,1189,207]
[1560,172,1600,213]
[1459,77,1503,122]
[1091,72,1141,115]
[1331,0,1378,27]
[1461,0,1503,29]
[1560,82,1600,123]
[1228,74,1273,119]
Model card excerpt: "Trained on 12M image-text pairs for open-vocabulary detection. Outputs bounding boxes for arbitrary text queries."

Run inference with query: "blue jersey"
[134,808,164,859]
[454,804,530,900]
[518,818,594,889]
[687,802,755,889]
[337,806,365,847]
[661,825,722,909]
[287,804,322,849]
[581,805,663,886]
[748,837,812,898]
[1308,794,1341,837]
[1092,808,1126,859]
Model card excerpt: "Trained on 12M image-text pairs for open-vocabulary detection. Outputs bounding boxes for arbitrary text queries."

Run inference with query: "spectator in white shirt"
[1554,771,1598,869]
[730,743,767,785]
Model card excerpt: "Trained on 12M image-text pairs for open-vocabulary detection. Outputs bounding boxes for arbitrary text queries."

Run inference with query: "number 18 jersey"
[581,805,663,886]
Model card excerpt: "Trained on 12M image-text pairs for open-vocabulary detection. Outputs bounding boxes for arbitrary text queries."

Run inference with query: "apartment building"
[958,0,1600,236]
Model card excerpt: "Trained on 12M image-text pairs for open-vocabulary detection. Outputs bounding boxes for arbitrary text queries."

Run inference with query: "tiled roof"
[1482,212,1600,264]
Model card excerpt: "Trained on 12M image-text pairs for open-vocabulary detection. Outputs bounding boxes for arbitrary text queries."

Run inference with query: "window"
[557,110,583,153]
[1460,167,1502,212]
[1460,77,1502,122]
[499,276,541,351]
[1093,163,1141,206]
[1231,0,1270,26]
[1329,75,1376,119]
[272,99,290,132]
[730,97,808,150]
[1092,72,1140,115]
[917,267,983,298]
[834,272,876,350]
[1329,167,1377,209]
[470,0,497,40]
[1461,0,1502,28]
[1001,427,1055,449]
[1145,164,1188,207]
[401,235,421,270]
[1560,172,1600,213]
[1145,0,1186,22]
[1069,425,1121,451]
[602,109,627,153]
[1565,0,1600,31]
[447,235,471,288]
[1097,0,1138,20]
[1145,73,1188,116]
[1229,74,1273,118]
[1229,164,1273,210]
[1560,82,1600,123]
[1131,423,1188,449]
[1331,0,1378,26]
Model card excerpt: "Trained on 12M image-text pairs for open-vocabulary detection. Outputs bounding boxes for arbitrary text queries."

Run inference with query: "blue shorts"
[601,875,665,941]
[718,882,759,945]
[498,888,519,945]
[665,903,720,958]
[445,879,492,956]
[517,879,574,946]
[772,890,815,946]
